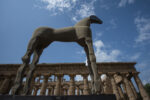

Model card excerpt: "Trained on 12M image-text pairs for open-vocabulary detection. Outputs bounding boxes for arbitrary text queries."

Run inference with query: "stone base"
[0,94,116,100]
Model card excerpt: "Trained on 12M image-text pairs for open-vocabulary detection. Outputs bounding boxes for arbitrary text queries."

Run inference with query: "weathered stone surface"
[11,15,103,95]
[0,62,148,100]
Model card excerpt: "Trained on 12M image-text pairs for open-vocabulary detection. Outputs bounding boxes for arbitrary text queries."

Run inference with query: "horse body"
[31,26,92,48]
[11,15,103,95]
[53,27,77,42]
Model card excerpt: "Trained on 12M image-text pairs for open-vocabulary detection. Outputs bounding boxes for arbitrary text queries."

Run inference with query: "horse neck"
[75,18,90,27]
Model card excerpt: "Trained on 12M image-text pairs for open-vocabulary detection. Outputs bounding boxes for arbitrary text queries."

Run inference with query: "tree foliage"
[144,83,150,96]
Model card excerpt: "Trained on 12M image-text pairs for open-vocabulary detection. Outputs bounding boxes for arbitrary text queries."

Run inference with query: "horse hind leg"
[11,63,28,95]
[22,37,40,64]
[11,37,39,95]
[23,48,43,95]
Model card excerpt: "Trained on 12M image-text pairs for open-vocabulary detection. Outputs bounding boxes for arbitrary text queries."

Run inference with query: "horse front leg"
[22,48,43,95]
[85,38,102,94]
[84,46,95,94]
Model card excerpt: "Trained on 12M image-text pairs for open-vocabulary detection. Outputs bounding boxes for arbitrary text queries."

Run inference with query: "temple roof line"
[0,62,136,66]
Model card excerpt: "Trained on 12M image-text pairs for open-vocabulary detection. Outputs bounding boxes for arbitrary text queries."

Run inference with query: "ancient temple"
[0,62,149,100]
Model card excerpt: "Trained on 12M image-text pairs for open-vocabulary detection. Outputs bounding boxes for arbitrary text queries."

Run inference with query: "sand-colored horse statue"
[11,15,103,95]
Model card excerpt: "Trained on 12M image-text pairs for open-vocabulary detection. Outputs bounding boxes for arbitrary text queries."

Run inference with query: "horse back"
[32,27,54,38]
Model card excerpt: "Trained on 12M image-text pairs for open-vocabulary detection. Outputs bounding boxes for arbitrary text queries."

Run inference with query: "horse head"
[75,15,103,26]
[90,15,103,24]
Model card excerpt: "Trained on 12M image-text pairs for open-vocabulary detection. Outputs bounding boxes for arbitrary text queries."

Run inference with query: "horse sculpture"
[11,15,103,95]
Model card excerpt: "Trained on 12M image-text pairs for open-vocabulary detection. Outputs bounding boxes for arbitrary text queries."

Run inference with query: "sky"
[0,0,150,84]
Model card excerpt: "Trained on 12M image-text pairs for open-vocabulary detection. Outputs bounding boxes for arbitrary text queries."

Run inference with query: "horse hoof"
[94,80,102,94]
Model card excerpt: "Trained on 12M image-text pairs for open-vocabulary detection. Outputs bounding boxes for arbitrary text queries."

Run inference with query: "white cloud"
[140,68,150,84]
[88,75,91,80]
[75,75,83,81]
[128,0,135,4]
[72,16,78,22]
[77,50,85,55]
[101,74,107,81]
[94,40,104,48]
[130,53,141,60]
[135,62,150,84]
[94,40,121,62]
[38,0,97,21]
[134,16,150,43]
[94,32,103,41]
[77,40,121,62]
[118,0,135,7]
[110,19,117,29]
[76,4,95,18]
[72,0,96,22]
[96,32,103,37]
[41,0,77,14]
[100,4,109,10]
[106,19,117,30]
[75,75,92,81]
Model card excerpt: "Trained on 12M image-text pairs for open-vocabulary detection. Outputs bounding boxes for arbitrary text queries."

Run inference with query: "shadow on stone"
[0,94,116,100]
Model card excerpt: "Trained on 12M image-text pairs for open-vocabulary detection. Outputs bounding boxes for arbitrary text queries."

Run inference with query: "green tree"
[144,83,150,96]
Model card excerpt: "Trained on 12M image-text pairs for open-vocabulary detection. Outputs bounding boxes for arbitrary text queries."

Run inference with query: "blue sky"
[0,0,150,84]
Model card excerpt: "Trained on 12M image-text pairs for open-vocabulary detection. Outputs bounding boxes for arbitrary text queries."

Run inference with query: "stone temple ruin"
[0,62,149,100]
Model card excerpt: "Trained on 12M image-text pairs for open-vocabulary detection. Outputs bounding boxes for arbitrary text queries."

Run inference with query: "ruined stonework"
[0,62,149,100]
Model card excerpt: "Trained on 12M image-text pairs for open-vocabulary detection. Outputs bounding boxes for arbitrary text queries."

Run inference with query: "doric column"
[82,74,90,95]
[0,76,11,94]
[133,72,150,100]
[122,83,127,94]
[51,86,54,95]
[37,76,41,83]
[33,87,39,96]
[61,88,64,95]
[108,73,121,100]
[76,86,80,95]
[117,84,125,100]
[122,73,136,100]
[40,75,49,95]
[68,74,75,95]
[64,89,67,95]
[0,78,4,86]
[54,74,63,96]
[29,75,36,95]
[48,88,51,95]
[80,89,83,95]
[128,79,138,99]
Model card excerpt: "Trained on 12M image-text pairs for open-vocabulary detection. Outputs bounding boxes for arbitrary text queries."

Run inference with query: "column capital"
[82,74,88,78]
[106,72,116,77]
[113,74,123,84]
[69,74,76,78]
[120,72,130,77]
[43,74,51,77]
[132,72,140,76]
[55,74,63,77]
